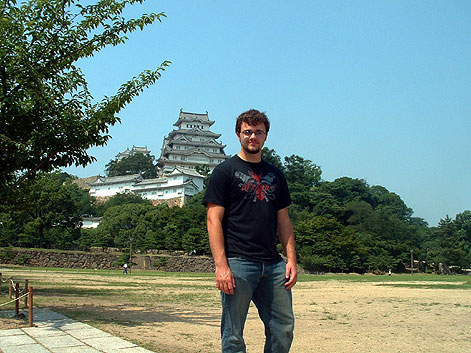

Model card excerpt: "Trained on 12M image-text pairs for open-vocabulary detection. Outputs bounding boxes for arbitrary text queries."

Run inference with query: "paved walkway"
[0,308,155,353]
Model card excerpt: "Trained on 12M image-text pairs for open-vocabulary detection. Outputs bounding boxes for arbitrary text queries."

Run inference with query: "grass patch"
[0,265,214,278]
[378,280,471,290]
[36,286,123,298]
[298,273,471,286]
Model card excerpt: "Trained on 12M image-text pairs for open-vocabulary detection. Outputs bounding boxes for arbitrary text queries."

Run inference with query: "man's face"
[237,122,267,155]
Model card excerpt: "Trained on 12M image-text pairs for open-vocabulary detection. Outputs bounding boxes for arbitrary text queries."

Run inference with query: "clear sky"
[64,1,471,227]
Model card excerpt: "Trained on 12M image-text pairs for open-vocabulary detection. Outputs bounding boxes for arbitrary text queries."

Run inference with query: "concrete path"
[0,308,155,353]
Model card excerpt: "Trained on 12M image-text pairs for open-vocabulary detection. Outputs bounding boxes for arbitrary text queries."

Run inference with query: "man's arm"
[277,207,298,290]
[206,203,236,295]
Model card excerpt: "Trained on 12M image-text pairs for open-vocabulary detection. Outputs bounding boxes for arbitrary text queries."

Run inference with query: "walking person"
[203,109,297,353]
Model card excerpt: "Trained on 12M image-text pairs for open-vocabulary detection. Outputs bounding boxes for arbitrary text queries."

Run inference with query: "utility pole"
[129,236,133,274]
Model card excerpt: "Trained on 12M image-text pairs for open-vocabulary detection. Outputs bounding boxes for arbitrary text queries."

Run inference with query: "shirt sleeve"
[202,164,230,207]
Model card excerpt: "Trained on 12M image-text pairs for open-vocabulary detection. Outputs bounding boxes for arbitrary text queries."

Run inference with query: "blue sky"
[64,1,471,226]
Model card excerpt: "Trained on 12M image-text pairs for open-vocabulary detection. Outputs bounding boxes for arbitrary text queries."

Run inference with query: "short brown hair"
[235,109,270,134]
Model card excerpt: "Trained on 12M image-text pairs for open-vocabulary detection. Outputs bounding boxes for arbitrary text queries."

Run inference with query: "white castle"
[157,110,229,173]
[86,110,229,210]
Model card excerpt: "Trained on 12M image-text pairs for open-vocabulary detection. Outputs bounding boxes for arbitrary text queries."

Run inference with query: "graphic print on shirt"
[235,170,277,202]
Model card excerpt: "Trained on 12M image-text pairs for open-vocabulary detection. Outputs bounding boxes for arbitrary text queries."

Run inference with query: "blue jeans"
[221,258,294,353]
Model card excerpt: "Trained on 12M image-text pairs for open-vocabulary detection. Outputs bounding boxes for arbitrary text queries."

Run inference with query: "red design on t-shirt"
[236,171,276,202]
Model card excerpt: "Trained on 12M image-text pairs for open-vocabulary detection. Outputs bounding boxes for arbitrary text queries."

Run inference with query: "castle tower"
[157,110,230,173]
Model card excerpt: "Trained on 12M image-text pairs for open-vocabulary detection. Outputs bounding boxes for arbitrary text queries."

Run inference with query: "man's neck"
[238,150,262,163]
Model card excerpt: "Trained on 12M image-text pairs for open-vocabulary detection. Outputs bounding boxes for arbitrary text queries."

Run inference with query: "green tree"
[454,210,471,244]
[0,0,170,195]
[318,177,372,206]
[144,204,173,250]
[282,155,322,211]
[454,211,471,267]
[295,215,343,271]
[105,153,158,179]
[370,185,412,221]
[428,215,469,267]
[4,172,87,248]
[181,191,209,254]
[195,165,211,187]
[97,203,154,249]
[283,154,321,188]
[366,250,397,272]
[93,192,151,217]
[262,147,284,170]
[77,228,99,250]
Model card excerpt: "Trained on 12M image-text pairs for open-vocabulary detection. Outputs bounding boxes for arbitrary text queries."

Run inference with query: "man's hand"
[284,261,297,290]
[215,265,236,295]
[277,207,298,290]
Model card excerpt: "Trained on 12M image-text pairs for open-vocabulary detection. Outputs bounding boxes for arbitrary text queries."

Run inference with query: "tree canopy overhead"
[0,0,170,194]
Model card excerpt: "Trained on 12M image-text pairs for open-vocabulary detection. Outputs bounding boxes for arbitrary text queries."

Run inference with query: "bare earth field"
[0,268,470,353]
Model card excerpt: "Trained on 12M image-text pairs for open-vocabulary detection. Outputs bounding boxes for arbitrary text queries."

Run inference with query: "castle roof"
[166,135,226,148]
[89,174,142,186]
[115,146,151,160]
[174,110,215,127]
[167,167,204,178]
[133,177,167,186]
[161,148,225,159]
[168,128,221,139]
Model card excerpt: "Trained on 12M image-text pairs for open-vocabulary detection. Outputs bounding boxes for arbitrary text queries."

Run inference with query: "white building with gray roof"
[88,167,204,206]
[86,109,227,211]
[115,145,151,162]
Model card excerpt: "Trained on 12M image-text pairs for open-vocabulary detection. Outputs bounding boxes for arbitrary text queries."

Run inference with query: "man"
[202,109,297,353]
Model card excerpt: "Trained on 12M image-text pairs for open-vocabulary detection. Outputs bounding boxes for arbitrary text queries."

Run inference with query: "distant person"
[123,263,128,274]
[388,269,392,276]
[203,109,297,353]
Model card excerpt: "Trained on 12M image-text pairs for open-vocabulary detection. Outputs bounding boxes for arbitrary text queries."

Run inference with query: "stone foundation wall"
[149,196,185,207]
[0,248,215,273]
[0,248,122,270]
[134,255,215,273]
[94,196,186,207]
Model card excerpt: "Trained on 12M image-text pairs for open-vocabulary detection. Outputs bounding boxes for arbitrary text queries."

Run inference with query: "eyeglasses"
[241,129,266,138]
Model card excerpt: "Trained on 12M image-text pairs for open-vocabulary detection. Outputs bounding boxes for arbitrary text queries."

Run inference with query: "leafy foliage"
[0,172,90,248]
[0,150,469,273]
[94,192,209,254]
[195,165,211,187]
[0,0,170,195]
[262,148,284,170]
[105,153,158,179]
[424,213,471,268]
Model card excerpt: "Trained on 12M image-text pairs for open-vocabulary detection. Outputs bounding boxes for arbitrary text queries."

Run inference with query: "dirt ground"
[1,269,470,353]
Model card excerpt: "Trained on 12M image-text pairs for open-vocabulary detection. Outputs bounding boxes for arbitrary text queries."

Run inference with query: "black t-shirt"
[202,155,291,263]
